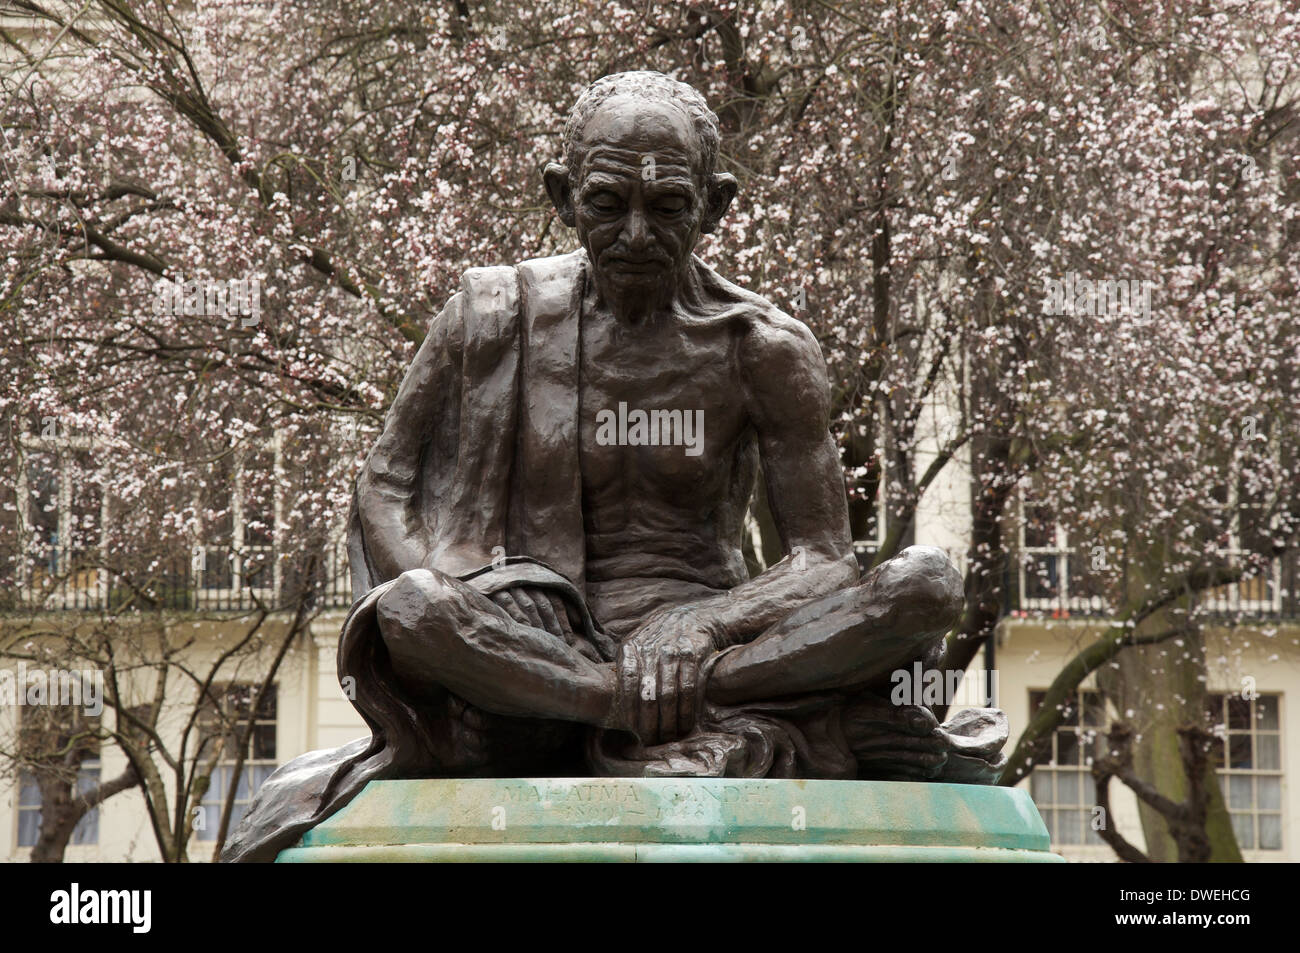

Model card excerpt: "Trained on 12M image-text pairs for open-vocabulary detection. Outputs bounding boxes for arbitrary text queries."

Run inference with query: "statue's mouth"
[605,255,667,274]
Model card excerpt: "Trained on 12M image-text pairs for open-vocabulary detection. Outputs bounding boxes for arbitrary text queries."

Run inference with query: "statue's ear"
[544,162,576,227]
[700,172,738,234]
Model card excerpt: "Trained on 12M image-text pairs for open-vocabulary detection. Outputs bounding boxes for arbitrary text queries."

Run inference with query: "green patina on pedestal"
[276,778,1063,862]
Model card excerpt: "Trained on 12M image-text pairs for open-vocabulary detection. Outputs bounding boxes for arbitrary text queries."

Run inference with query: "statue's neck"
[585,256,703,328]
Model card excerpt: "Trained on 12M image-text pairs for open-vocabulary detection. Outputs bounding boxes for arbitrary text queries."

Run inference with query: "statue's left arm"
[702,309,860,647]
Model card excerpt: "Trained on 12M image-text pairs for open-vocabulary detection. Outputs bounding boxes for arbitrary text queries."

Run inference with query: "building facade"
[3,500,1296,862]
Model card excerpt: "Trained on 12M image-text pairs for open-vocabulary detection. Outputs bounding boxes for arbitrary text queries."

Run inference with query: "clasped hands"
[489,586,718,745]
[613,605,720,745]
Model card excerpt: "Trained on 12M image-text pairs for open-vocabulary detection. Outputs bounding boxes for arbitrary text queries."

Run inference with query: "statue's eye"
[655,197,688,215]
[589,192,622,214]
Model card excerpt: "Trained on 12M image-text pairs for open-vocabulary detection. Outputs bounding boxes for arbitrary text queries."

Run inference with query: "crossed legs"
[375,546,963,740]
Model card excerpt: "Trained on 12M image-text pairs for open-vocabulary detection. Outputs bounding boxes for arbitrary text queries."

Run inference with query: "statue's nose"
[622,209,651,249]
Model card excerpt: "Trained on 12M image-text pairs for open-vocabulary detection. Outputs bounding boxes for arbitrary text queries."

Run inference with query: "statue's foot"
[932,708,1009,784]
[587,725,755,778]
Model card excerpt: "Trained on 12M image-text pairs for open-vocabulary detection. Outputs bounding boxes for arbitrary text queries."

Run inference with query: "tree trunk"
[1101,624,1242,862]
[29,776,78,863]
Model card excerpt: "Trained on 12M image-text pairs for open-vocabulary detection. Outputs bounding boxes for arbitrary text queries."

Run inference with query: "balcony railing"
[1007,549,1299,621]
[1,544,355,613]
[7,542,1296,622]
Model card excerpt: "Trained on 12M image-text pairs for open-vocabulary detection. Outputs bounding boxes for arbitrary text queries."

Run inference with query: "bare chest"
[577,309,750,495]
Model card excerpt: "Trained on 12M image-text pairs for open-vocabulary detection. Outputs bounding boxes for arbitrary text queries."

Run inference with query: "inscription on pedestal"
[444,780,784,832]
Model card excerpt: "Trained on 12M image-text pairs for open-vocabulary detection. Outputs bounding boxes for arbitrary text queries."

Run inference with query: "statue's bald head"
[544,71,737,313]
[561,71,721,183]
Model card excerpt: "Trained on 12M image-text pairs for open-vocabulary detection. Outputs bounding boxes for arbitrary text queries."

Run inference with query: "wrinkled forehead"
[575,95,704,181]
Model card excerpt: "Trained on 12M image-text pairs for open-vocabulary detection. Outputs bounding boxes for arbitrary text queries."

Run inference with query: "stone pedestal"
[276,777,1062,862]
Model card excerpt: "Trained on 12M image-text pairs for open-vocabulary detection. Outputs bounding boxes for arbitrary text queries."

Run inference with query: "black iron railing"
[1,544,355,613]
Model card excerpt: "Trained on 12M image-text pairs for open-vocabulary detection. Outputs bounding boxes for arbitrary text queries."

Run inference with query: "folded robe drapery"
[219,555,605,863]
[223,250,602,862]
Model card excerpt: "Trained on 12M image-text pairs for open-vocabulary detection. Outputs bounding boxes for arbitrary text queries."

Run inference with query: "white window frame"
[1016,496,1117,615]
[1027,688,1108,848]
[194,683,278,842]
[1208,491,1282,615]
[13,705,102,849]
[1018,497,1070,612]
[14,433,109,609]
[1207,692,1284,852]
[192,432,282,609]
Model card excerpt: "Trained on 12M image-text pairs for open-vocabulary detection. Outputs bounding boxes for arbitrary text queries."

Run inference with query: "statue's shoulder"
[692,258,823,367]
[514,247,587,287]
[456,261,519,319]
[447,250,586,332]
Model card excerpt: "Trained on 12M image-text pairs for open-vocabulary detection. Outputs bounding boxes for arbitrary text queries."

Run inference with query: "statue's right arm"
[354,292,466,583]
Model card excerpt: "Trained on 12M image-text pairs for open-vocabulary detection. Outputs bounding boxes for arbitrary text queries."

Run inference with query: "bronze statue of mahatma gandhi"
[223,71,1007,862]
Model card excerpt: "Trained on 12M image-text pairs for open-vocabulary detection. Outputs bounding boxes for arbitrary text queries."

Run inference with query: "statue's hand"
[618,609,719,745]
[489,586,600,662]
[841,693,949,780]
